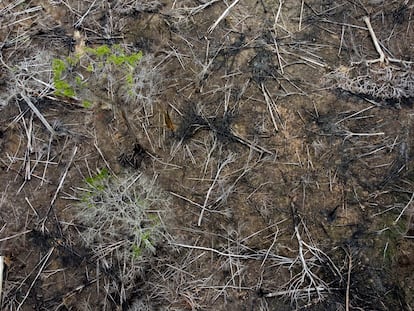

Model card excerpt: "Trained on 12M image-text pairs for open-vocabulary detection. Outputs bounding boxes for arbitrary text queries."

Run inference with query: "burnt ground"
[0,1,414,310]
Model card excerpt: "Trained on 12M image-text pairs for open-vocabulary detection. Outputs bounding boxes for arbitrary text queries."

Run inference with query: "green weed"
[85,168,109,189]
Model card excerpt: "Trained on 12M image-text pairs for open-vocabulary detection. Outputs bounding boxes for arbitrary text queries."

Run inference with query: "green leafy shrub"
[51,44,145,105]
[52,56,83,98]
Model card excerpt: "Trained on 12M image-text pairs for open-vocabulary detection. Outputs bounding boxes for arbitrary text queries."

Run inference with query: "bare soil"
[1,1,413,310]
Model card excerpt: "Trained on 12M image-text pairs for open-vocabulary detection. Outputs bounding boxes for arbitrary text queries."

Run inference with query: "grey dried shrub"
[5,51,54,99]
[74,169,171,299]
[113,0,162,14]
[325,63,414,102]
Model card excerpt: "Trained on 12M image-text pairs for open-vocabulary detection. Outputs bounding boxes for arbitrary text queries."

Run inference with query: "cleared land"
[0,1,413,310]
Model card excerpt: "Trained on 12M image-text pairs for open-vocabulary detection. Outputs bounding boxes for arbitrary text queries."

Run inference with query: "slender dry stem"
[345,249,352,311]
[40,145,78,230]
[0,255,3,306]
[198,153,235,226]
[19,93,56,136]
[394,192,414,224]
[17,247,54,311]
[208,0,241,34]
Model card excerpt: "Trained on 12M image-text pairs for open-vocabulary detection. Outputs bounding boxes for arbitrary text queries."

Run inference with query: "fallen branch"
[363,16,387,64]
[358,16,414,66]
